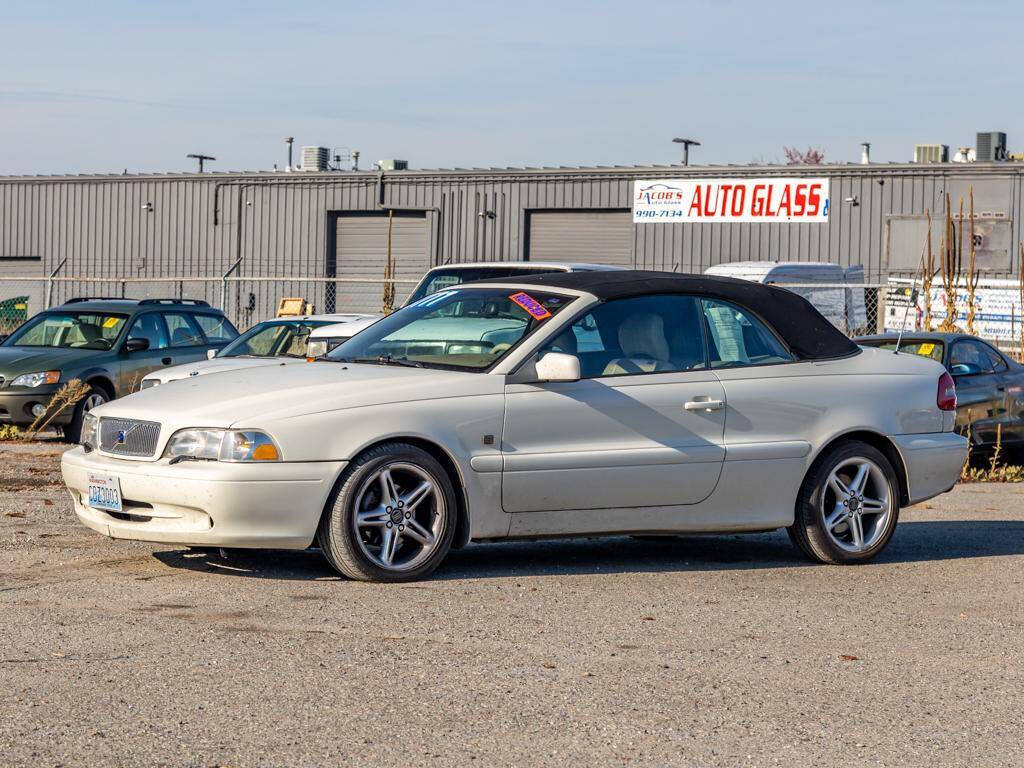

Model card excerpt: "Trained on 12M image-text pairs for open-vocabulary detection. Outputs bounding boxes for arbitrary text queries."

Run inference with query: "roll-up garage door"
[526,210,634,267]
[332,211,429,312]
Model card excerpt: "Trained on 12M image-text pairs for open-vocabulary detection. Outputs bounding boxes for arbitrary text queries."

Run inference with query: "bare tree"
[783,146,825,165]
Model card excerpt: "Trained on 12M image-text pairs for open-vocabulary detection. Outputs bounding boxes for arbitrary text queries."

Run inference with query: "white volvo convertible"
[62,271,967,581]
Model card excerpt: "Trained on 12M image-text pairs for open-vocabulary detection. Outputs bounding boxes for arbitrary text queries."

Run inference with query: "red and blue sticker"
[509,291,551,320]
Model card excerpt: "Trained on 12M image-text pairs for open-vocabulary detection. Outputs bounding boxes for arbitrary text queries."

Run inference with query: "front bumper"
[0,387,72,426]
[892,432,968,506]
[61,447,345,549]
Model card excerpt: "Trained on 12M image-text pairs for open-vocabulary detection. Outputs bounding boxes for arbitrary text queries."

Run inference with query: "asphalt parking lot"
[1,441,1022,768]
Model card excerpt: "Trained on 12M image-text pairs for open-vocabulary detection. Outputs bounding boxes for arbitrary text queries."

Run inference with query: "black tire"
[788,440,900,565]
[62,386,108,444]
[317,442,457,582]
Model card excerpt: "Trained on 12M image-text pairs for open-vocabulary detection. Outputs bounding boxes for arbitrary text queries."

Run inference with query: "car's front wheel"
[317,442,457,582]
[788,440,900,564]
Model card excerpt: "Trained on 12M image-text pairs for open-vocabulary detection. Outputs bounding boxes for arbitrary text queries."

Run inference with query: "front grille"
[98,417,161,457]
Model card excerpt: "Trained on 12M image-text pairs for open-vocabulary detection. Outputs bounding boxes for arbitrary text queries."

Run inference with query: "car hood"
[145,356,304,383]
[92,360,501,430]
[0,345,97,376]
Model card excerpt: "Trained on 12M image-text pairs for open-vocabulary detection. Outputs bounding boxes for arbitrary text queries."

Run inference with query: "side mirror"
[123,338,150,353]
[534,352,580,383]
[949,364,971,376]
[207,348,217,360]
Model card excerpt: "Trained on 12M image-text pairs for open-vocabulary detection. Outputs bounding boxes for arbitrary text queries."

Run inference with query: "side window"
[127,313,169,350]
[701,298,792,368]
[982,343,1008,373]
[547,294,706,378]
[193,314,237,343]
[164,313,204,347]
[949,340,996,375]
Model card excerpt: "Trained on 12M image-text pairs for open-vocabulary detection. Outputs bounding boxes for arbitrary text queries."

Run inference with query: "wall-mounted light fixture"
[477,210,496,219]
[844,196,860,207]
[141,202,154,213]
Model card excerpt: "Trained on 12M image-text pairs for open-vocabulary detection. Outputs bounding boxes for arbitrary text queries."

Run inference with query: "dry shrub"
[23,379,91,440]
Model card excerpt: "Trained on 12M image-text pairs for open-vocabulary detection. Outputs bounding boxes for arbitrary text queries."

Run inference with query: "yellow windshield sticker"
[916,343,935,357]
[103,317,120,328]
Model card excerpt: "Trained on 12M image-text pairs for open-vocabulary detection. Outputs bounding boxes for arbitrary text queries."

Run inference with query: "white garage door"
[333,212,429,312]
[526,210,634,267]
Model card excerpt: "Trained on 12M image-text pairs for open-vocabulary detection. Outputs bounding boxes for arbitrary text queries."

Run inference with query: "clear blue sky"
[1,0,1020,174]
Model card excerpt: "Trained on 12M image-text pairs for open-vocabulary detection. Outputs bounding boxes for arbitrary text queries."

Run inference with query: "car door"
[163,312,211,366]
[978,341,1023,444]
[119,312,173,392]
[948,339,1004,445]
[501,294,726,513]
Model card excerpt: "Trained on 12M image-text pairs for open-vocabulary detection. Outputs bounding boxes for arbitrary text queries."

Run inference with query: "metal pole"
[220,257,243,312]
[44,257,67,309]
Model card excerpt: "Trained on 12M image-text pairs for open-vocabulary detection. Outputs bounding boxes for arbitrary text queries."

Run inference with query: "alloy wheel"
[820,456,893,553]
[352,462,446,572]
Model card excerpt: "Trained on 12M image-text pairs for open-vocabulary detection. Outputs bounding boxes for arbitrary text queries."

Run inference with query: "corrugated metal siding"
[526,210,634,266]
[2,164,1023,324]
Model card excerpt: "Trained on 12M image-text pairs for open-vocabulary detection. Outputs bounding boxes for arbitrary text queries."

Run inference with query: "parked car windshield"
[218,320,334,358]
[3,311,128,350]
[406,267,565,304]
[863,339,944,363]
[329,287,572,370]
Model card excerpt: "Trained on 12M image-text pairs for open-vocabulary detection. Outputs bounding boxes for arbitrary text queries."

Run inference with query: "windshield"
[328,287,572,370]
[405,267,565,305]
[219,321,333,358]
[864,339,944,363]
[4,311,128,350]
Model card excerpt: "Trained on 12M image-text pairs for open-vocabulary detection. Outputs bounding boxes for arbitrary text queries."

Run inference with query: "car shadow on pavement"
[151,519,1024,582]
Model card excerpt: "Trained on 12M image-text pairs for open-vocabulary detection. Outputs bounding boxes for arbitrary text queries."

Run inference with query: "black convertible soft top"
[482,269,859,360]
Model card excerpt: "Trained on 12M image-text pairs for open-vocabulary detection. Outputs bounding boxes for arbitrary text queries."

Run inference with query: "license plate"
[86,474,122,513]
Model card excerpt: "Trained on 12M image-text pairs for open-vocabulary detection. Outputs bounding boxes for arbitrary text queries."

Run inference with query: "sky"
[1,0,1021,175]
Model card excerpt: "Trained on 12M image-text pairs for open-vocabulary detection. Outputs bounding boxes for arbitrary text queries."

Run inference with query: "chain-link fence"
[1,274,1022,360]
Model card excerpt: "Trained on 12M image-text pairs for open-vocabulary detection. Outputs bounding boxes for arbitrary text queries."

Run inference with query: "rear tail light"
[937,372,957,411]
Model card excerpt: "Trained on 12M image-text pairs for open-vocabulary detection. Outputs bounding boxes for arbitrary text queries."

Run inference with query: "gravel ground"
[1,441,1022,768]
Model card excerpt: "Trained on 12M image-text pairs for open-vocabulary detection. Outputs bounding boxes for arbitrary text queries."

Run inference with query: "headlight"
[80,412,98,448]
[163,429,281,462]
[11,370,60,388]
[140,379,160,390]
[305,340,328,360]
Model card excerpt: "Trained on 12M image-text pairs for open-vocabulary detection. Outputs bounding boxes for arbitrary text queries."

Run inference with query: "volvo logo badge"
[116,430,127,444]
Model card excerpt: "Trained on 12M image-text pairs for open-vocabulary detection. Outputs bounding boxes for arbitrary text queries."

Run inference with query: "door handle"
[684,398,724,412]
[161,357,173,365]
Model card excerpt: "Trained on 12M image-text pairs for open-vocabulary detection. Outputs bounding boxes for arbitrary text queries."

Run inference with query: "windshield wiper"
[342,355,424,368]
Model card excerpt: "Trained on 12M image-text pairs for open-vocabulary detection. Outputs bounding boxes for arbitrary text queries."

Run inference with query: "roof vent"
[914,144,949,163]
[300,146,330,172]
[976,132,1007,161]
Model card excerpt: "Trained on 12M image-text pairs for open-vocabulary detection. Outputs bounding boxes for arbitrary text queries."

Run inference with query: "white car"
[140,314,379,388]
[62,271,967,582]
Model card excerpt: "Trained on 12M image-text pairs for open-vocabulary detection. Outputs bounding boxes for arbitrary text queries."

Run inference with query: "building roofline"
[2,161,1023,183]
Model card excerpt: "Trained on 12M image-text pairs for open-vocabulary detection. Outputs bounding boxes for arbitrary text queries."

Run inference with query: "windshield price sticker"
[509,292,551,320]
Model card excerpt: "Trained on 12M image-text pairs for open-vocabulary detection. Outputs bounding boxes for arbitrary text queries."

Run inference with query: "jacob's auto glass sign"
[633,178,829,223]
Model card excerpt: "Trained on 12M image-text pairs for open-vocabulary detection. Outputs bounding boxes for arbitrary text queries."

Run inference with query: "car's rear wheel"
[317,442,457,582]
[788,440,900,564]
[62,388,107,444]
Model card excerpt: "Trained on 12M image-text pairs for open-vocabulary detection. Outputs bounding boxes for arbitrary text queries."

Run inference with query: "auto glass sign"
[633,178,829,223]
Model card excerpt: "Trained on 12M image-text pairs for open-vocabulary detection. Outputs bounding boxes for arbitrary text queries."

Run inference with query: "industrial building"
[2,161,1023,325]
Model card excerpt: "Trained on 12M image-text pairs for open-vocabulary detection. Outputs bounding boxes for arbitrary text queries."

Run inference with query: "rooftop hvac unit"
[914,144,949,163]
[377,159,408,171]
[976,132,1007,162]
[300,146,330,172]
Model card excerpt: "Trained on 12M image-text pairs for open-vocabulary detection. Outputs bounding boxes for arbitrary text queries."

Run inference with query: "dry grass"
[23,379,91,440]
[0,424,23,441]
[959,425,1024,483]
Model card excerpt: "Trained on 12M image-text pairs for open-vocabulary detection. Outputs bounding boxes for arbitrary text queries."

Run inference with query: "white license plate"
[86,474,122,513]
